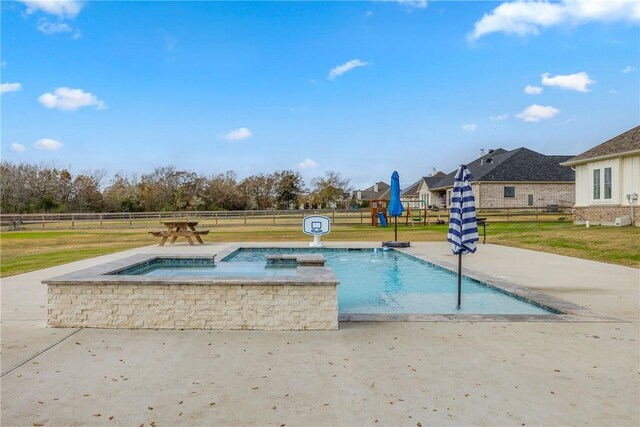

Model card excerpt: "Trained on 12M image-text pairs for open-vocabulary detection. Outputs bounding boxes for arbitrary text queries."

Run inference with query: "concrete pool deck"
[1,242,638,426]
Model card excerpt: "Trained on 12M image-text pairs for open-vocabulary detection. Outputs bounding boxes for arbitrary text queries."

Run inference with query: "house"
[352,182,390,204]
[401,171,447,209]
[429,148,575,209]
[560,125,640,226]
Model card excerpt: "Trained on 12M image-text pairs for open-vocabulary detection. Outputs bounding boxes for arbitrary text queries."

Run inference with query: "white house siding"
[572,154,640,226]
[574,155,639,207]
[622,155,640,200]
[418,182,430,207]
[575,158,621,205]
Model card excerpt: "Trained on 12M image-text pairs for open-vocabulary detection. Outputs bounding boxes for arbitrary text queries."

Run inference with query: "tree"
[137,166,205,211]
[239,173,276,210]
[69,174,103,212]
[173,171,205,210]
[0,163,74,213]
[273,170,306,209]
[310,171,350,208]
[103,173,142,212]
[202,171,247,210]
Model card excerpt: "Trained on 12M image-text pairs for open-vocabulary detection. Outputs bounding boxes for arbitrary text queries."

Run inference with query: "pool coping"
[42,253,338,287]
[218,245,623,323]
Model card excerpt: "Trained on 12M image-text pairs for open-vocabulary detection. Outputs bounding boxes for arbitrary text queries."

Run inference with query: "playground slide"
[378,212,388,227]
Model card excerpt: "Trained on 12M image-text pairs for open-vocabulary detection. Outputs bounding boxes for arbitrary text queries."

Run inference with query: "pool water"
[111,258,296,277]
[222,248,555,315]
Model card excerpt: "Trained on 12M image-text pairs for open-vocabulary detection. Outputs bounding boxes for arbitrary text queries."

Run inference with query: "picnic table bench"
[149,220,209,246]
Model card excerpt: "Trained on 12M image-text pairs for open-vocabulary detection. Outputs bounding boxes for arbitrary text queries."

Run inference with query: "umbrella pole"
[394,216,398,241]
[457,252,462,309]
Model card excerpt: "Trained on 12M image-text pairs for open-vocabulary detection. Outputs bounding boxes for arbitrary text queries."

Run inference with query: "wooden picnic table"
[149,220,209,246]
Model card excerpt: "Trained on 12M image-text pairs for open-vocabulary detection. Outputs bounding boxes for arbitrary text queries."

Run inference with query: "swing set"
[404,200,430,226]
[371,199,438,227]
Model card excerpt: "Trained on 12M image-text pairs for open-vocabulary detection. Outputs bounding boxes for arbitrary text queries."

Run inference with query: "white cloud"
[11,143,26,153]
[327,59,370,81]
[34,138,63,150]
[524,85,543,95]
[1,82,22,94]
[490,113,509,121]
[221,127,252,141]
[296,158,319,170]
[37,20,72,34]
[468,0,640,41]
[36,19,80,38]
[394,0,428,10]
[19,0,83,19]
[541,72,594,92]
[462,124,477,132]
[622,65,636,73]
[516,104,560,122]
[38,87,106,110]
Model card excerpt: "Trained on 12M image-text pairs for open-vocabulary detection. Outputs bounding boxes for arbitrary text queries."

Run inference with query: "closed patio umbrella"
[387,171,404,242]
[447,165,479,308]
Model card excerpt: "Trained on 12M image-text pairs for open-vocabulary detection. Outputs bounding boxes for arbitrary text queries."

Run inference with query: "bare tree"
[310,171,350,208]
[103,172,141,212]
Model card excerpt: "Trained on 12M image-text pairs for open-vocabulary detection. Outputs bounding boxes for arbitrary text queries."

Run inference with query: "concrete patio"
[1,242,638,426]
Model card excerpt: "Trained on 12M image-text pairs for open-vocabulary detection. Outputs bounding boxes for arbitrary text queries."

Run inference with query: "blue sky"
[1,0,639,189]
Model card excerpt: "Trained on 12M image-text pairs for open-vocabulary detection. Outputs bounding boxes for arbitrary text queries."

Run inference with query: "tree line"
[0,162,353,214]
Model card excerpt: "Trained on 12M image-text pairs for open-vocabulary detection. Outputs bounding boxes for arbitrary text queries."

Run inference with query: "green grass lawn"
[1,222,638,277]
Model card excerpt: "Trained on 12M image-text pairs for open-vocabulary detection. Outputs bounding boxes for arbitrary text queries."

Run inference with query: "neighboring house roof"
[400,180,421,198]
[561,125,640,166]
[358,181,391,200]
[401,172,446,198]
[431,148,574,189]
[422,172,447,188]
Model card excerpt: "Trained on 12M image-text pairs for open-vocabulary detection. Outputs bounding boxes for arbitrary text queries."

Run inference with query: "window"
[504,186,515,198]
[604,167,612,199]
[527,194,534,206]
[593,169,600,200]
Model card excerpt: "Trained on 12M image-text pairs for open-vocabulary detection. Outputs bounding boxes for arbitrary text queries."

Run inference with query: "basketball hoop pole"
[310,234,322,247]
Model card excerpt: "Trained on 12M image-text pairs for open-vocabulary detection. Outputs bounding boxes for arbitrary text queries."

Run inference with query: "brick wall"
[477,183,574,208]
[573,205,640,226]
[48,283,338,331]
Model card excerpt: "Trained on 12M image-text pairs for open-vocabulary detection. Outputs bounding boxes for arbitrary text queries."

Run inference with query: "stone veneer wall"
[48,283,338,331]
[477,183,575,208]
[573,205,640,226]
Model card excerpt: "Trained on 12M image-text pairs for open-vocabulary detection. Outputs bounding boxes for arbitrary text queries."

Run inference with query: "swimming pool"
[111,257,297,277]
[222,248,555,315]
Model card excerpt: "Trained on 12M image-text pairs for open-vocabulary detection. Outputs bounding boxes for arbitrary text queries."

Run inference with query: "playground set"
[370,200,442,227]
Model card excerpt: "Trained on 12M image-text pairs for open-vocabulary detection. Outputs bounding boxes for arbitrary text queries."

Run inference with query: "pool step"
[265,254,326,268]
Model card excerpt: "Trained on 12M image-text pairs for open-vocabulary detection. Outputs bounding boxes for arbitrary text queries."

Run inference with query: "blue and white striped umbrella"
[447,165,478,308]
[447,165,479,255]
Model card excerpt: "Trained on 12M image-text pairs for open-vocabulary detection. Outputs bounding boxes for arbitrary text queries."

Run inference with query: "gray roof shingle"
[358,181,390,200]
[562,125,640,165]
[431,148,574,189]
[401,172,446,197]
[423,172,447,188]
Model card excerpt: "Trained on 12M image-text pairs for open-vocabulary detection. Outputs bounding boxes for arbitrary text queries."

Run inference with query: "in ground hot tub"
[44,254,339,331]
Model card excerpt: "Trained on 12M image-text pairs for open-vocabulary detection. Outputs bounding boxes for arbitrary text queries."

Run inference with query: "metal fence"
[0,206,573,230]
